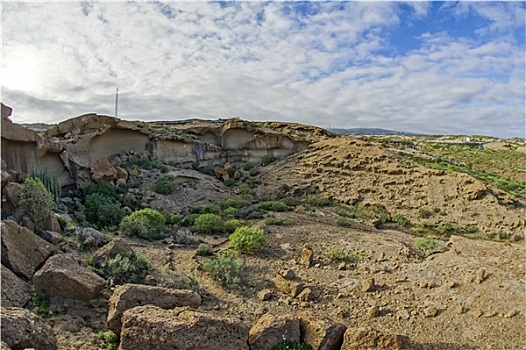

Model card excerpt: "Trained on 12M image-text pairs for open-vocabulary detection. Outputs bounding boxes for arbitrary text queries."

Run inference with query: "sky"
[1,1,525,138]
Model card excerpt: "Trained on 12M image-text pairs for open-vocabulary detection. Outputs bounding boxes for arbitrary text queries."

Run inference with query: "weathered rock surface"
[119,306,249,350]
[0,307,57,350]
[1,264,31,307]
[107,283,202,335]
[298,314,346,350]
[93,238,134,265]
[274,274,305,298]
[340,327,406,350]
[249,314,300,350]
[0,220,54,279]
[33,254,106,301]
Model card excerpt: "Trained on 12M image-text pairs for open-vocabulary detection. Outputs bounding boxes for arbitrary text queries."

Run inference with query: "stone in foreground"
[0,307,57,350]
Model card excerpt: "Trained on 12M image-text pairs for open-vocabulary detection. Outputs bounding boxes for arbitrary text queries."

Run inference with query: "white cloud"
[1,1,524,138]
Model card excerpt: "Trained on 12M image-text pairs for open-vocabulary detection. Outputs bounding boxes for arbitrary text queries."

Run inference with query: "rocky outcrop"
[298,314,346,350]
[0,220,54,279]
[33,254,106,301]
[0,307,57,350]
[248,314,301,350]
[2,110,311,189]
[340,327,406,350]
[1,264,31,307]
[93,238,134,265]
[118,306,249,350]
[107,284,202,335]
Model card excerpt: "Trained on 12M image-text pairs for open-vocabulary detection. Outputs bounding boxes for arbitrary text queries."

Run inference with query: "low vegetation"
[120,208,166,240]
[325,248,349,261]
[193,213,224,235]
[202,250,245,290]
[99,253,150,285]
[17,177,55,231]
[229,226,267,252]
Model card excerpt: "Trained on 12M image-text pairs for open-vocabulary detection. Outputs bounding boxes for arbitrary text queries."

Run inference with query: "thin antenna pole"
[115,88,119,117]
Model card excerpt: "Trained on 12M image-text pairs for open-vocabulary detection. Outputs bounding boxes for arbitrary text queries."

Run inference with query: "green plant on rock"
[272,341,313,350]
[101,253,149,285]
[193,213,224,235]
[97,330,119,350]
[325,248,349,261]
[261,153,277,166]
[17,177,55,231]
[120,208,166,240]
[203,250,245,290]
[229,226,267,252]
[154,175,174,194]
[414,237,440,255]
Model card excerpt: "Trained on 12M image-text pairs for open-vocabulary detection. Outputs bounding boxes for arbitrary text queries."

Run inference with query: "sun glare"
[3,47,43,93]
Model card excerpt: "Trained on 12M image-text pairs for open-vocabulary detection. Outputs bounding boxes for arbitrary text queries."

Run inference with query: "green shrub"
[120,208,166,240]
[229,226,267,252]
[272,341,312,350]
[418,208,434,219]
[224,178,236,187]
[248,167,260,177]
[194,214,224,235]
[162,271,199,292]
[279,196,302,207]
[17,177,55,231]
[84,193,125,230]
[101,253,149,284]
[98,330,119,350]
[224,219,245,233]
[259,201,289,212]
[238,186,252,195]
[242,163,254,171]
[224,207,239,217]
[154,175,174,194]
[221,198,238,208]
[265,217,287,225]
[261,153,276,166]
[325,248,349,261]
[196,243,213,256]
[335,216,352,227]
[391,214,411,227]
[203,250,244,289]
[191,204,222,215]
[414,237,440,255]
[181,213,200,227]
[168,214,183,224]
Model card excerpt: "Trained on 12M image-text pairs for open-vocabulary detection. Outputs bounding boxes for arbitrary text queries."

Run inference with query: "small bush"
[248,167,260,177]
[181,213,200,227]
[221,198,238,208]
[229,226,267,252]
[120,208,166,240]
[242,163,254,171]
[162,271,199,292]
[261,153,276,166]
[194,214,224,235]
[335,216,352,227]
[265,217,287,225]
[196,243,213,256]
[418,208,434,219]
[259,201,289,212]
[17,177,55,231]
[98,330,119,350]
[272,341,312,350]
[325,248,349,261]
[191,204,222,215]
[203,250,244,289]
[154,175,174,194]
[30,169,61,203]
[415,237,440,255]
[84,193,125,230]
[101,253,149,284]
[307,197,333,207]
[168,214,183,224]
[391,214,411,227]
[224,207,239,217]
[224,219,245,233]
[238,186,252,195]
[279,196,302,207]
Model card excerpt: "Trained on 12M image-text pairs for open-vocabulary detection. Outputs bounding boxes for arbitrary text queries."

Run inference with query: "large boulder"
[340,327,406,350]
[0,220,54,279]
[90,157,118,183]
[93,238,134,265]
[33,254,106,301]
[107,283,202,335]
[0,307,57,350]
[1,265,31,307]
[248,314,300,350]
[119,306,249,350]
[298,314,346,350]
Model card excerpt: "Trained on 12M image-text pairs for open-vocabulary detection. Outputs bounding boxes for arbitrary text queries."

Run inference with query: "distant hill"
[329,127,422,136]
